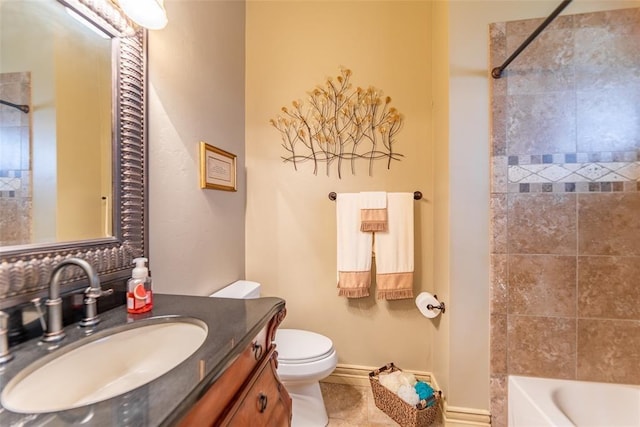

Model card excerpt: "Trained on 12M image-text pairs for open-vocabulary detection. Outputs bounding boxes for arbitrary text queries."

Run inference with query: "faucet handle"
[84,286,113,299]
[0,311,14,364]
[79,287,113,328]
[31,297,48,332]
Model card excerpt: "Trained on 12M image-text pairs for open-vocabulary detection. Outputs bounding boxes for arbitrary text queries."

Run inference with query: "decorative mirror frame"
[0,0,146,309]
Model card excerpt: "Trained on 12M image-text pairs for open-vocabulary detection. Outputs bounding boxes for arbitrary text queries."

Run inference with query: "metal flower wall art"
[270,68,404,178]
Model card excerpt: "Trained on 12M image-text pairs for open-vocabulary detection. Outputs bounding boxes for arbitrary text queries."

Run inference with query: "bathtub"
[508,375,640,427]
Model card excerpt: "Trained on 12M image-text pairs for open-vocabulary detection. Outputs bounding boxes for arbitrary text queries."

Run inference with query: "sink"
[1,317,208,414]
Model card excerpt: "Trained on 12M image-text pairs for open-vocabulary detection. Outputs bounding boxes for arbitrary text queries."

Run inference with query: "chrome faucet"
[42,258,111,342]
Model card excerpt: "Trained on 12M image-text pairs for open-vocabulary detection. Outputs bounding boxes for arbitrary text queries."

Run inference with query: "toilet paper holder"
[427,295,446,314]
[415,292,446,318]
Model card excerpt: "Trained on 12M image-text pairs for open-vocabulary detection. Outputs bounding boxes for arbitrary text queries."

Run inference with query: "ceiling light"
[118,0,167,30]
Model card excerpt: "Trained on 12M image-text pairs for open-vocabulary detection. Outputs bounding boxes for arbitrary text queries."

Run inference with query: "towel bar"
[328,191,422,201]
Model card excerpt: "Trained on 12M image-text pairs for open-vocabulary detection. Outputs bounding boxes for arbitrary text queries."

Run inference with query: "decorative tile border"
[508,181,639,193]
[495,151,640,193]
[509,161,640,182]
[508,151,639,166]
[0,170,29,197]
[0,177,20,190]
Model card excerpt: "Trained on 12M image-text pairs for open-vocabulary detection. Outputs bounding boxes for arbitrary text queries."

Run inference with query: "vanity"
[0,294,292,426]
[0,0,293,423]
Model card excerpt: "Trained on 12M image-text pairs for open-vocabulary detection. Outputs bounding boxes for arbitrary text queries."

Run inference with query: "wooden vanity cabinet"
[220,348,291,426]
[178,308,292,426]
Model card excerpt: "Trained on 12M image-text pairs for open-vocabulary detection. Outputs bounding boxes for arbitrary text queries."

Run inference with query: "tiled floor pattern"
[320,382,443,427]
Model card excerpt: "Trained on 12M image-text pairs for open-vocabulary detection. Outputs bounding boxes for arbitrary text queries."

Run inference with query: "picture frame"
[199,142,237,191]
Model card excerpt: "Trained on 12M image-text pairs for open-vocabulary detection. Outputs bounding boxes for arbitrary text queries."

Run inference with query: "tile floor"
[320,382,443,427]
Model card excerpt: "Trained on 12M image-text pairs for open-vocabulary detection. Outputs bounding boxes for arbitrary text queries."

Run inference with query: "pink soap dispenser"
[127,257,153,314]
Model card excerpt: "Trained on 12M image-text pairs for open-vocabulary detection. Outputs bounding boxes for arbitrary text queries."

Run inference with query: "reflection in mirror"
[0,0,145,308]
[0,0,113,247]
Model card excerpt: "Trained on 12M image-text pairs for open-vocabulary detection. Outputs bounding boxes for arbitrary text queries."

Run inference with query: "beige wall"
[145,0,640,417]
[148,0,246,296]
[431,0,452,407]
[246,1,435,370]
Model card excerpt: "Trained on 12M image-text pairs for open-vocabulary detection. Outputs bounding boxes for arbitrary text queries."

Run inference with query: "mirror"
[0,0,113,247]
[0,0,146,309]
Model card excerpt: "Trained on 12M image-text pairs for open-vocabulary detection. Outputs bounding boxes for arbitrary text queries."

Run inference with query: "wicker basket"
[369,363,441,427]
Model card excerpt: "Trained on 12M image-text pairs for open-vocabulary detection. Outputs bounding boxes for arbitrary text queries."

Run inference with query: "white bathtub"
[508,375,640,427]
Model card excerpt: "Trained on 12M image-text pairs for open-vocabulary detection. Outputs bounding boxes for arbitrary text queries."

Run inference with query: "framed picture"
[200,142,237,191]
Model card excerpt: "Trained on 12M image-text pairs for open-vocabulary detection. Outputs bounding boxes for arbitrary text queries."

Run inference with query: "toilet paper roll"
[415,292,442,319]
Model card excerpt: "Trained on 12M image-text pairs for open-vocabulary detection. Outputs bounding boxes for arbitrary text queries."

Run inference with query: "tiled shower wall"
[489,8,640,427]
[0,72,31,246]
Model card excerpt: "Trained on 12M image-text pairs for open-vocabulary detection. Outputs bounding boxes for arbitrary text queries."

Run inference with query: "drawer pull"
[258,393,268,413]
[252,342,264,360]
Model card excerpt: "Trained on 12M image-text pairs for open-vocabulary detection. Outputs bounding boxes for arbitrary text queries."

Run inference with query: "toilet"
[210,280,338,427]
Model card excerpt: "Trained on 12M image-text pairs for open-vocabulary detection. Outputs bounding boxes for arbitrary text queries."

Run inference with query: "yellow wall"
[246,1,435,370]
[56,19,111,241]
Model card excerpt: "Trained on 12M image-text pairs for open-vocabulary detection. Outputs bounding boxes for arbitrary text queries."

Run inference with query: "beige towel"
[336,193,373,298]
[374,193,414,300]
[359,192,388,232]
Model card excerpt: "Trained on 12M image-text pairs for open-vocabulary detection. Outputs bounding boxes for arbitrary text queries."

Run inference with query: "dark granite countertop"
[0,294,286,426]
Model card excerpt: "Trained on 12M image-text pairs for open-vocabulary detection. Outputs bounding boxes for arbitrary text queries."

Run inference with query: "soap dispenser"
[127,257,153,314]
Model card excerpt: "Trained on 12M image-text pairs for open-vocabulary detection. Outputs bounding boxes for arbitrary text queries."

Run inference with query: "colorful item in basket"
[379,370,418,393]
[397,384,420,406]
[415,381,435,404]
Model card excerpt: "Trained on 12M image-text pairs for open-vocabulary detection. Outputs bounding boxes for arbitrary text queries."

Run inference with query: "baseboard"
[322,364,491,427]
[442,405,491,427]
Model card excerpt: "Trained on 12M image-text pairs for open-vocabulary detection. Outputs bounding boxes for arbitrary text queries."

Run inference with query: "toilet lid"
[275,329,335,364]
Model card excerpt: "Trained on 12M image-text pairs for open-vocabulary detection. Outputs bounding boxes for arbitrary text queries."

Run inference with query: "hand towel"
[336,193,373,298]
[359,192,388,232]
[374,192,414,300]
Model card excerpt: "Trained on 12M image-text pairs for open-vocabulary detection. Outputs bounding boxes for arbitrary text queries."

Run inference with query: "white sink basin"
[1,317,208,414]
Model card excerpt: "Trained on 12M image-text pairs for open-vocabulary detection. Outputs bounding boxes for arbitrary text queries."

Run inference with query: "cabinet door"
[178,327,270,426]
[222,356,292,427]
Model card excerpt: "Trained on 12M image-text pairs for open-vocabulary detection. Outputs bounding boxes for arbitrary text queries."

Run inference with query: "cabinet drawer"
[221,353,292,427]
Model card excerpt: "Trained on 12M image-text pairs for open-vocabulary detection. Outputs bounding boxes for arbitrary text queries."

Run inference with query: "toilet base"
[284,381,329,427]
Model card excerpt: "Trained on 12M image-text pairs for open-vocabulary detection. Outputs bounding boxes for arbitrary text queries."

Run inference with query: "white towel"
[374,193,414,300]
[336,193,373,298]
[359,192,387,209]
[359,192,388,232]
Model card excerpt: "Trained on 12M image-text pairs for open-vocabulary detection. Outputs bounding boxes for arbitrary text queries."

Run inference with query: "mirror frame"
[0,0,146,309]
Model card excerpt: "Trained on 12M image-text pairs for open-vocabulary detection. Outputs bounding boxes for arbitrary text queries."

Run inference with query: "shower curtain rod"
[491,0,572,79]
[0,99,29,114]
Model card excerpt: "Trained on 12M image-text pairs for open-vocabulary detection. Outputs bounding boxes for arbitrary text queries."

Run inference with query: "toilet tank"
[209,280,261,299]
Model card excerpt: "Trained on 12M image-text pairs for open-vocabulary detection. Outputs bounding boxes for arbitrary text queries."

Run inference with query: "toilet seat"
[275,329,334,364]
